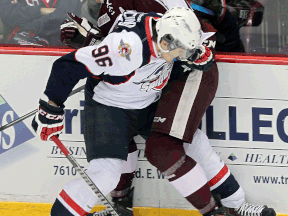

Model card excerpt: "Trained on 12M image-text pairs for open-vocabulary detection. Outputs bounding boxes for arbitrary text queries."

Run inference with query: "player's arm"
[31,46,96,141]
[211,9,245,52]
[32,31,142,141]
[31,49,96,141]
[44,50,93,107]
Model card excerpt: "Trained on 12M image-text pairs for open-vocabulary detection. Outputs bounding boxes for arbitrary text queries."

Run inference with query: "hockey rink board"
[0,47,288,215]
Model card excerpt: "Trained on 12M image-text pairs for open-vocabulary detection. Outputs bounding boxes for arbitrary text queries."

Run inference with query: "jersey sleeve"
[199,20,217,56]
[74,30,143,77]
[44,50,94,106]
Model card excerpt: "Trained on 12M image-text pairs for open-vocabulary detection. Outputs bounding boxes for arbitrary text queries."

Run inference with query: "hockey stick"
[0,85,85,132]
[51,136,119,216]
[191,3,215,16]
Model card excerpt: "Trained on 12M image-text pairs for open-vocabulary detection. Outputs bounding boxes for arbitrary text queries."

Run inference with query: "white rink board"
[0,54,288,213]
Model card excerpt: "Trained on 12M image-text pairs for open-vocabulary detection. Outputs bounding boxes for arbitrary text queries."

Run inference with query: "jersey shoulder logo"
[118,39,132,61]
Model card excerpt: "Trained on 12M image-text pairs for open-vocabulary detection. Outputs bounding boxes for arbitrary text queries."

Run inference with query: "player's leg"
[51,158,124,216]
[109,140,138,216]
[107,101,159,216]
[145,132,219,215]
[147,62,221,215]
[184,129,244,208]
[184,129,276,216]
[50,91,142,216]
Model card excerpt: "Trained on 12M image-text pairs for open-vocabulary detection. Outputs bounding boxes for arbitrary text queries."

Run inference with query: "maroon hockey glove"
[60,19,80,48]
[67,12,104,47]
[188,45,214,72]
[31,99,65,141]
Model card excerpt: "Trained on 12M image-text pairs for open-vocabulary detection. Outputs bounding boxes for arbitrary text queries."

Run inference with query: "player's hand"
[31,99,65,141]
[60,19,79,46]
[67,12,103,46]
[67,12,93,37]
[188,45,214,72]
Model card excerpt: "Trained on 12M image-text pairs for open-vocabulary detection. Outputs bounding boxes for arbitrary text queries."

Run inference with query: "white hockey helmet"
[156,7,202,60]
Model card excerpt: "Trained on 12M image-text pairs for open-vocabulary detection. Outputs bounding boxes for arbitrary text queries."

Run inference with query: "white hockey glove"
[67,12,103,47]
[187,45,214,72]
[31,99,65,141]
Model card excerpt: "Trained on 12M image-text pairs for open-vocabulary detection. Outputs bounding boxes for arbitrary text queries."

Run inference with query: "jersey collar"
[145,16,160,58]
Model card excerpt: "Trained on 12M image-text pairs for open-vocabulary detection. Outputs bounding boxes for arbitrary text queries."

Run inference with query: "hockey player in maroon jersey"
[58,1,274,216]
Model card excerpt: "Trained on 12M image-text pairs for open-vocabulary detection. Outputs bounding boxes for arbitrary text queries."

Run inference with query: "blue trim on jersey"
[98,71,136,85]
[51,199,74,216]
[191,3,215,16]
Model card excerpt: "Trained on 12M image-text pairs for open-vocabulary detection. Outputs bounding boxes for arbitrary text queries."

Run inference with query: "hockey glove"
[31,99,65,141]
[67,12,103,47]
[60,19,83,48]
[187,45,214,72]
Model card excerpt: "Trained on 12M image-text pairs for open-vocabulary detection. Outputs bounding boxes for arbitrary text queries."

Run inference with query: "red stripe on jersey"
[208,165,229,187]
[60,190,88,216]
[145,16,159,58]
[93,76,102,80]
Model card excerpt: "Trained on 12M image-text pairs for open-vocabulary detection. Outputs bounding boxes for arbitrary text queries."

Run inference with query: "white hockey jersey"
[75,12,172,109]
[45,11,174,109]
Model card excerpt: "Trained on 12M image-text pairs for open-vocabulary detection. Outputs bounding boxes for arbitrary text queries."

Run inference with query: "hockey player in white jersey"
[31,7,221,216]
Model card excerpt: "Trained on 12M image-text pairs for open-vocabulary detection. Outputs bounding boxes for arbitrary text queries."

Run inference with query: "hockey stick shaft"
[191,3,215,16]
[0,85,85,132]
[51,136,119,216]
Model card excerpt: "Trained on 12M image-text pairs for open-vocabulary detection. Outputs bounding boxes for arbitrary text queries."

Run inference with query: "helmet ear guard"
[162,34,180,51]
[162,34,174,45]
